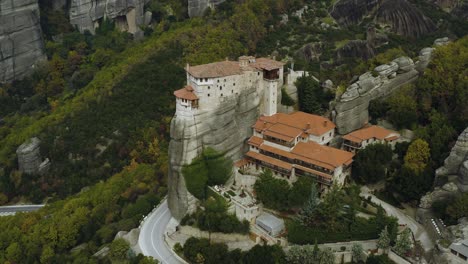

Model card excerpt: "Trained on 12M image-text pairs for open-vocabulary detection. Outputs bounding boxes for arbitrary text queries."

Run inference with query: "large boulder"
[16,137,42,175]
[69,0,149,35]
[419,182,459,209]
[0,0,46,83]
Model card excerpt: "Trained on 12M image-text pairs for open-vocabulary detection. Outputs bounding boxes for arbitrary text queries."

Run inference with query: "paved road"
[360,187,434,252]
[139,200,183,264]
[0,205,44,216]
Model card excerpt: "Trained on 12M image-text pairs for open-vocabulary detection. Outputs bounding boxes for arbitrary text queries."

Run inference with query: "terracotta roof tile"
[246,151,293,171]
[187,61,242,78]
[343,126,400,143]
[294,165,333,179]
[174,86,198,100]
[234,159,249,168]
[250,136,354,170]
[248,136,264,146]
[250,58,285,71]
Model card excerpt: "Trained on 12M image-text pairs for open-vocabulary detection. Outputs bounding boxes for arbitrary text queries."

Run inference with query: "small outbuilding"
[450,239,468,262]
[256,213,285,237]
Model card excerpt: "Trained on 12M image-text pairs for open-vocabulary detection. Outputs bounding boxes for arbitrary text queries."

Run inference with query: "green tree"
[286,245,318,264]
[296,75,332,114]
[40,245,54,264]
[288,176,314,207]
[377,226,391,252]
[254,169,291,210]
[319,247,335,264]
[352,143,393,183]
[352,243,365,263]
[446,193,468,221]
[394,228,412,256]
[242,244,286,264]
[297,182,320,226]
[387,85,418,129]
[404,139,430,173]
[110,238,130,260]
[6,242,21,263]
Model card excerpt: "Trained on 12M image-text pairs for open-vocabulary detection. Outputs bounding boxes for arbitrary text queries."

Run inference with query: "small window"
[221,93,223,97]
[208,86,210,90]
[205,78,208,82]
[257,72,260,76]
[322,137,324,141]
[217,80,219,83]
[220,87,222,90]
[224,79,226,82]
[232,90,234,94]
[233,83,236,86]
[208,94,210,97]
[329,132,332,136]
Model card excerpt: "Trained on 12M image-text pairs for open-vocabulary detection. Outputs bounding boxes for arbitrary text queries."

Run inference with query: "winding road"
[0,205,44,216]
[360,187,434,252]
[138,200,183,264]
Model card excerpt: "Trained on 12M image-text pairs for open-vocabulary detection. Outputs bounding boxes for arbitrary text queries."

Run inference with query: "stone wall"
[69,0,150,35]
[436,127,468,190]
[168,87,262,220]
[0,0,46,83]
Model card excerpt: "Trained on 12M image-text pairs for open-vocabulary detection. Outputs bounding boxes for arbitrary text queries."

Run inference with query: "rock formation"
[295,42,324,62]
[419,182,459,209]
[69,0,150,35]
[16,137,41,175]
[0,0,46,83]
[168,88,262,220]
[333,39,450,135]
[436,127,468,189]
[333,56,419,134]
[330,0,436,38]
[188,0,226,17]
[336,40,375,62]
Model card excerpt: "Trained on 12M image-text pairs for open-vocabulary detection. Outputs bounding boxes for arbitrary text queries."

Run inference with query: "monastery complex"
[174,55,400,203]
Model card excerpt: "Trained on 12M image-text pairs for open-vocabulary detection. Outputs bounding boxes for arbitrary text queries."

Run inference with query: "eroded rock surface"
[168,88,262,220]
[69,0,149,35]
[333,56,418,134]
[436,127,468,184]
[0,0,46,83]
[188,0,226,17]
[331,0,436,37]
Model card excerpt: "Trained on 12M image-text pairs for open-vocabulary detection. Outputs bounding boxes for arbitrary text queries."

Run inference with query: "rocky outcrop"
[188,0,226,17]
[375,0,436,37]
[419,182,459,209]
[330,0,435,38]
[16,137,42,175]
[69,0,150,35]
[168,88,262,220]
[333,40,450,134]
[436,127,468,188]
[0,0,46,83]
[336,40,375,62]
[333,56,419,134]
[295,42,324,62]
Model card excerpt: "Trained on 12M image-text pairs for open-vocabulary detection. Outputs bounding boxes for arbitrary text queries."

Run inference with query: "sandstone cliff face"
[333,56,419,134]
[436,127,468,185]
[168,87,262,220]
[188,0,226,17]
[330,0,436,37]
[69,0,149,35]
[0,0,46,83]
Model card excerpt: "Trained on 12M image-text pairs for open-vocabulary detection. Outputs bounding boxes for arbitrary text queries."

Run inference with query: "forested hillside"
[0,0,466,262]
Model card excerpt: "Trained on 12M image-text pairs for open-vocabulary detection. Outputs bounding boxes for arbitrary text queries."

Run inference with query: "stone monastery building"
[174,56,355,193]
[174,56,284,118]
[342,125,400,153]
[243,112,354,191]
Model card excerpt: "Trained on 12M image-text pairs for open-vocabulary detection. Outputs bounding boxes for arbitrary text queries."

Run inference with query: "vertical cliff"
[69,0,149,35]
[168,87,262,220]
[0,0,46,83]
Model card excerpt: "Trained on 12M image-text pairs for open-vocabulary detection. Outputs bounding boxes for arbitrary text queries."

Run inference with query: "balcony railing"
[295,169,333,185]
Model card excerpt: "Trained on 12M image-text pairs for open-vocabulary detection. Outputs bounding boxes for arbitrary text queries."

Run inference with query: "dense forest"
[0,0,466,262]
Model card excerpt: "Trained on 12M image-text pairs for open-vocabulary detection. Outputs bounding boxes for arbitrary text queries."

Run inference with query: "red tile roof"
[343,125,400,143]
[246,151,293,171]
[186,61,242,78]
[253,112,335,137]
[234,159,249,168]
[186,57,285,78]
[248,136,264,147]
[174,86,198,100]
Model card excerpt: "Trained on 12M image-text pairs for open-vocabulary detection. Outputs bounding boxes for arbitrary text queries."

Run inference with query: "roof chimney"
[307,122,311,129]
[324,121,328,127]
[186,63,190,71]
